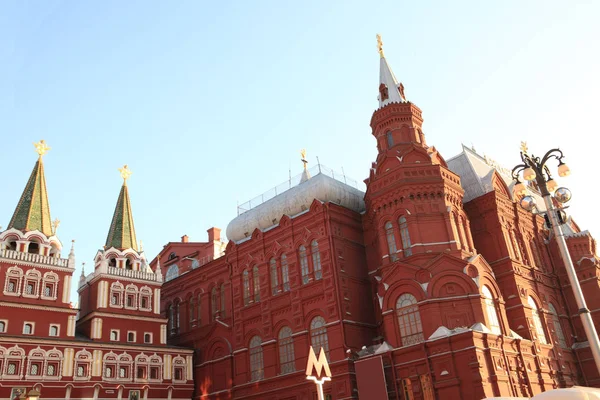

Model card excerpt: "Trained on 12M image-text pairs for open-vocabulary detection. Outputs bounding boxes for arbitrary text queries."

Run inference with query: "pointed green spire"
[8,141,53,237]
[105,165,138,251]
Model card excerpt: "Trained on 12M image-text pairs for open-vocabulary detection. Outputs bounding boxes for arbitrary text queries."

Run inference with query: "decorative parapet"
[0,248,70,268]
[107,266,161,282]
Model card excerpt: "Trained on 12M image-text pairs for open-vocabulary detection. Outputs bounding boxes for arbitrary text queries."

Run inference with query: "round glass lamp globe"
[558,163,571,177]
[520,195,537,212]
[554,187,572,203]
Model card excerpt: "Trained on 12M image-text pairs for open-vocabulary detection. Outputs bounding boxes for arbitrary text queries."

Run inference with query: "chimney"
[181,235,189,243]
[207,227,221,242]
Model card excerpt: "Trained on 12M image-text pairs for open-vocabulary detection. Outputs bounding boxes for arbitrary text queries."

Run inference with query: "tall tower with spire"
[77,165,166,345]
[0,141,78,339]
[363,35,476,271]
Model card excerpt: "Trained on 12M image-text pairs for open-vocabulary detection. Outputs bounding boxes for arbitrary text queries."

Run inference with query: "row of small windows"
[109,329,153,344]
[3,267,58,299]
[0,321,59,336]
[385,217,412,261]
[167,284,226,335]
[2,238,61,257]
[110,282,152,311]
[249,316,330,381]
[243,240,323,306]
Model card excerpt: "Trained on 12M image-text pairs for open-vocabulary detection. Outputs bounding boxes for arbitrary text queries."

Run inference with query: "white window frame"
[49,324,60,337]
[4,267,23,296]
[41,272,59,300]
[0,319,8,333]
[127,331,136,343]
[110,329,120,341]
[143,332,153,344]
[23,322,35,335]
[22,270,41,299]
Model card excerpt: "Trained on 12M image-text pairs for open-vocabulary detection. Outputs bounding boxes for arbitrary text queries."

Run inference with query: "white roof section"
[378,56,406,108]
[447,145,546,210]
[226,170,365,243]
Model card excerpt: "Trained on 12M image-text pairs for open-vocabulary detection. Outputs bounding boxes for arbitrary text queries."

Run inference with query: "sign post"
[305,347,332,400]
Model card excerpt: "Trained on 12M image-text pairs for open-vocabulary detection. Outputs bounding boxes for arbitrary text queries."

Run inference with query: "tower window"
[386,131,394,148]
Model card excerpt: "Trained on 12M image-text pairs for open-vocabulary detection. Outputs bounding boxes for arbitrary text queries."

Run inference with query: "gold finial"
[300,149,308,170]
[376,34,385,58]
[520,141,529,154]
[118,164,132,183]
[33,140,51,158]
[52,218,60,234]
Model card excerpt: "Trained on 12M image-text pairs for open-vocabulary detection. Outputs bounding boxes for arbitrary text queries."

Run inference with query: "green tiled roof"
[8,159,53,237]
[105,183,138,251]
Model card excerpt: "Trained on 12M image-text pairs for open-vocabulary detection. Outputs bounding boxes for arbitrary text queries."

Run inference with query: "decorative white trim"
[143,332,153,344]
[127,330,137,343]
[0,319,7,333]
[0,301,78,314]
[110,329,120,342]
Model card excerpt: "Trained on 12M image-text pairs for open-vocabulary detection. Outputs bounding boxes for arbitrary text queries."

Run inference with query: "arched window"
[23,323,33,335]
[311,240,322,280]
[165,264,179,282]
[168,304,175,334]
[197,293,202,324]
[396,293,423,346]
[386,131,394,148]
[211,287,218,320]
[253,266,260,303]
[49,325,59,336]
[270,258,279,295]
[189,297,196,328]
[281,254,290,292]
[548,303,567,348]
[249,336,264,381]
[278,326,295,374]
[399,216,412,256]
[175,302,180,333]
[528,296,548,344]
[482,286,501,335]
[220,283,226,318]
[125,284,138,310]
[299,245,309,284]
[243,270,251,306]
[310,316,330,360]
[0,321,6,333]
[385,221,398,261]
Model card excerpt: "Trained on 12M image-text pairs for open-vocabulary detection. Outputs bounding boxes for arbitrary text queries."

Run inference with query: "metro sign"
[306,347,331,400]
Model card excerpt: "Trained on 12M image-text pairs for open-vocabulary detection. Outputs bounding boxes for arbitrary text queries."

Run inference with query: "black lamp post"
[512,143,600,374]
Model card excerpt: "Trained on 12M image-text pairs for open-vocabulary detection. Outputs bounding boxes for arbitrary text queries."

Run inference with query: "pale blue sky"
[1,1,598,301]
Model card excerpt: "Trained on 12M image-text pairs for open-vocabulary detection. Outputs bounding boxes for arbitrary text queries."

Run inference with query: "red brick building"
[158,42,600,400]
[0,150,193,400]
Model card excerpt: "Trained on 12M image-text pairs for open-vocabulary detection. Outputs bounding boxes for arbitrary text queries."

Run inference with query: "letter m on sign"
[306,347,332,379]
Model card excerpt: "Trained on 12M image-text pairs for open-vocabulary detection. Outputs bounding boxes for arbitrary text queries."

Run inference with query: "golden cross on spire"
[520,141,529,154]
[118,164,132,183]
[376,34,385,58]
[52,218,60,234]
[33,140,51,158]
[300,149,308,170]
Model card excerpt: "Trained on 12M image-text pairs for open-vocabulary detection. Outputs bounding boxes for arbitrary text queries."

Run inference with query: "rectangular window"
[127,331,136,342]
[387,131,394,148]
[110,330,119,341]
[150,367,159,380]
[23,322,34,335]
[144,333,152,344]
[0,320,7,333]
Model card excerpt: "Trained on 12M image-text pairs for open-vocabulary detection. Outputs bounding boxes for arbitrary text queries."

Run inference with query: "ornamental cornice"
[0,336,193,354]
[77,311,167,324]
[84,272,161,287]
[0,258,74,273]
[0,301,78,314]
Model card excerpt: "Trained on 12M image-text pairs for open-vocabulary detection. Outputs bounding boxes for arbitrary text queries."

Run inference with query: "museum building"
[157,41,600,399]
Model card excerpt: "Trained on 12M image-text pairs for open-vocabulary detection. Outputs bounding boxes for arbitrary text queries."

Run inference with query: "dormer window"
[379,83,389,101]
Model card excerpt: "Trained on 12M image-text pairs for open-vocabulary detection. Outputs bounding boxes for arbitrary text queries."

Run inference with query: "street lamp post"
[512,144,600,374]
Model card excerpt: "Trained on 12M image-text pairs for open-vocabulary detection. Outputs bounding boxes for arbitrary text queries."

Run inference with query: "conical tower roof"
[376,34,406,108]
[7,141,54,237]
[105,165,138,251]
